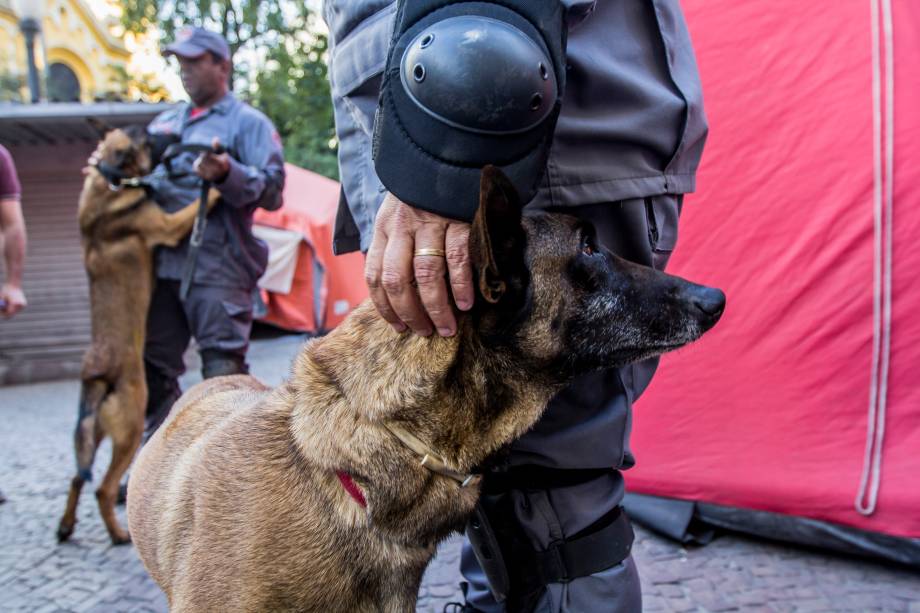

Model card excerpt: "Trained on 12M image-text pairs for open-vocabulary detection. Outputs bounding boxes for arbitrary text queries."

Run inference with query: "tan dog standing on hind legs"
[56,124,218,545]
[128,167,725,611]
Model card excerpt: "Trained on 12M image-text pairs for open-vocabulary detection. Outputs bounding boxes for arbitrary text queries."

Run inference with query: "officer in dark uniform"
[142,27,286,433]
[323,2,707,610]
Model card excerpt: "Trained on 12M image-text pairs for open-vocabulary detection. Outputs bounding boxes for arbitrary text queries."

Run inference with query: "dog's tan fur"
[57,127,219,545]
[129,168,723,611]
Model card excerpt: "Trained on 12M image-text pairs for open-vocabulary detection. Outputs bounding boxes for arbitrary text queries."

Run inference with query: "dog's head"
[89,119,155,181]
[470,166,725,382]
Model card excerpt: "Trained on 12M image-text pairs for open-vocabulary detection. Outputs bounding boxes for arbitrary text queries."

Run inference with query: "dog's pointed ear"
[86,117,113,139]
[469,166,525,304]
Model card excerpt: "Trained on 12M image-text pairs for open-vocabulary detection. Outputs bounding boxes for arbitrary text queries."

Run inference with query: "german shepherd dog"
[128,167,724,611]
[56,124,219,545]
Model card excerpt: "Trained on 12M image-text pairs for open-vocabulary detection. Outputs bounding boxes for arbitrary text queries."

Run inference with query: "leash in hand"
[178,141,225,301]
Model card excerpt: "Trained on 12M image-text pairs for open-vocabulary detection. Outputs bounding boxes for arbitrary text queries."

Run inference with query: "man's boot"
[200,350,248,379]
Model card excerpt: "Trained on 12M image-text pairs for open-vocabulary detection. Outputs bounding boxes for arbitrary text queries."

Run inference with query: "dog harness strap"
[383,423,481,488]
[336,471,367,508]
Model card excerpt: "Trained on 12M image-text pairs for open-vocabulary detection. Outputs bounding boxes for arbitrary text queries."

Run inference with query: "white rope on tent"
[856,0,894,517]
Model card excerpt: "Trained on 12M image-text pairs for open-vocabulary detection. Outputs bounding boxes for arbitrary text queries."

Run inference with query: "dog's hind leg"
[95,379,145,545]
[58,379,109,542]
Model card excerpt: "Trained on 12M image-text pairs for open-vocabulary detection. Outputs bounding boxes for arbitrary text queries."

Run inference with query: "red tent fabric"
[625,0,920,538]
[253,164,367,333]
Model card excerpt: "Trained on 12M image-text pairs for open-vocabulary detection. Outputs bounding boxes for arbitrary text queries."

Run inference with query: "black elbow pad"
[373,0,567,220]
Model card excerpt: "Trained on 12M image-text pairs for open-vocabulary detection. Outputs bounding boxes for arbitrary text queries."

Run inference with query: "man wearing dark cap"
[141,26,286,435]
[324,1,707,611]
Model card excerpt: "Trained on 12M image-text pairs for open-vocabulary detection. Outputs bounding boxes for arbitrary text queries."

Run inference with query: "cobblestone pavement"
[1,335,917,612]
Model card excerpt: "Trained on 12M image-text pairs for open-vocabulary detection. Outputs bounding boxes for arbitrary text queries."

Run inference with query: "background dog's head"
[469,166,725,382]
[88,120,155,181]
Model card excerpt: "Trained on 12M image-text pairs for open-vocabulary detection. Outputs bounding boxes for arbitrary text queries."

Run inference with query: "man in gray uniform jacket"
[142,27,286,434]
[323,1,707,611]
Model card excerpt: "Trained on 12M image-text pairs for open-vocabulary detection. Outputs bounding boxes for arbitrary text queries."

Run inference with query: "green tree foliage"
[121,0,292,88]
[0,51,25,103]
[252,30,338,179]
[93,65,172,103]
[0,72,25,103]
[120,1,338,179]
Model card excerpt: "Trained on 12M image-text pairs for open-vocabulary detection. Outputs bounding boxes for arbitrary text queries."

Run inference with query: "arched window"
[47,62,81,102]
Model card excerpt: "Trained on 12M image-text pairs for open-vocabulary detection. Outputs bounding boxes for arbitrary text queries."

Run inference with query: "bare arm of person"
[0,197,27,317]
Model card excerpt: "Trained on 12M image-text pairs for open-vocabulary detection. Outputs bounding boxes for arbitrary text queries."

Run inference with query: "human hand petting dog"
[82,141,105,176]
[193,137,230,183]
[365,193,473,337]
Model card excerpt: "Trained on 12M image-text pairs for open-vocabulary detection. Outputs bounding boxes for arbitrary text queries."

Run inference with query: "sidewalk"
[1,334,917,612]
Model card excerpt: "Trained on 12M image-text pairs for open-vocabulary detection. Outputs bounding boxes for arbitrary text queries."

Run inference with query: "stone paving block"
[642,595,671,612]
[656,583,684,598]
[735,588,772,606]
[767,602,801,613]
[429,582,460,598]
[693,590,740,612]
[665,595,699,612]
[794,598,839,612]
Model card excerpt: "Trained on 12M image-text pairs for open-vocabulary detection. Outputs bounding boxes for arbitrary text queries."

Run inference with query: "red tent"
[624,0,920,561]
[253,164,367,333]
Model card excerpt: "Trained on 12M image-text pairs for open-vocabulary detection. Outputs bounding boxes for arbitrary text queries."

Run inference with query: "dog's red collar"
[335,471,367,508]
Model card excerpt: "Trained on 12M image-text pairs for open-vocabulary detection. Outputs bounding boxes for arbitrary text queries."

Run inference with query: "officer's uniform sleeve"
[217,110,286,211]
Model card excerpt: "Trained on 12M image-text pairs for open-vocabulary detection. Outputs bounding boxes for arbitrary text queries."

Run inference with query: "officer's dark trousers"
[142,279,253,436]
[462,195,682,613]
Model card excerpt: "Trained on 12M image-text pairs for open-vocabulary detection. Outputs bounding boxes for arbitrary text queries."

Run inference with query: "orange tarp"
[254,164,367,333]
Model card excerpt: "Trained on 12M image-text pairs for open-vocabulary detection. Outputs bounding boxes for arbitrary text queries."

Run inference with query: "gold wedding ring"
[414,248,446,257]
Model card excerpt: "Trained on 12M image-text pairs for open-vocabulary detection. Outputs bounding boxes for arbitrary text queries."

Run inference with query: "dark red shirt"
[0,144,21,200]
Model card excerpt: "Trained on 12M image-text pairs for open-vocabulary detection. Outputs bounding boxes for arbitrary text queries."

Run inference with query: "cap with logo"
[162,27,231,61]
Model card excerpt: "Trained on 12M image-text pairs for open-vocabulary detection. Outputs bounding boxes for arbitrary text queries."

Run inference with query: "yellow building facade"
[0,0,131,103]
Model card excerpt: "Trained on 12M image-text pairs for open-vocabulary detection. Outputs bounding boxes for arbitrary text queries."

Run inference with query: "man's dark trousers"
[461,194,682,613]
[143,279,253,435]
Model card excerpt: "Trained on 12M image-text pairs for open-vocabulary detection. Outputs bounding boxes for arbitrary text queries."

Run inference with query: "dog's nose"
[691,286,726,319]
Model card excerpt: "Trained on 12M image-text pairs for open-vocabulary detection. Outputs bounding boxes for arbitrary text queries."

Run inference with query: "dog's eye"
[581,235,599,257]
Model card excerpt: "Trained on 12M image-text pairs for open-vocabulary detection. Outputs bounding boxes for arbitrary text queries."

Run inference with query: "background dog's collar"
[92,162,149,191]
[383,423,481,488]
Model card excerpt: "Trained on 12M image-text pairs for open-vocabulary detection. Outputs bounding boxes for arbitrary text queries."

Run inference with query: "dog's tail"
[74,379,109,482]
